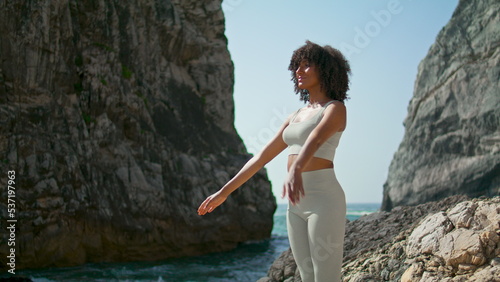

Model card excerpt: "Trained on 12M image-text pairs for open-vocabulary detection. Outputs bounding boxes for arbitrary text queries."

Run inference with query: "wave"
[346,210,377,216]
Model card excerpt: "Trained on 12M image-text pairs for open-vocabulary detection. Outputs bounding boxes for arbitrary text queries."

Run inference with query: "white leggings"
[287,169,346,282]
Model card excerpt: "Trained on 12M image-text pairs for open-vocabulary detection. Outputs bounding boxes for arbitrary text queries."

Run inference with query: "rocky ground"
[258,195,500,281]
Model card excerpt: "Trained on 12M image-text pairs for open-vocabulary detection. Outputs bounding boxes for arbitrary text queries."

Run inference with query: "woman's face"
[296,60,321,91]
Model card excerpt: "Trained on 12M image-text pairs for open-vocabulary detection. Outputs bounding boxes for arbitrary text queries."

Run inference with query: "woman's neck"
[308,90,331,107]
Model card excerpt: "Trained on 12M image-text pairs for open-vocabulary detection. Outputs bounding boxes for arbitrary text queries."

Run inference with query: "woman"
[198,40,350,282]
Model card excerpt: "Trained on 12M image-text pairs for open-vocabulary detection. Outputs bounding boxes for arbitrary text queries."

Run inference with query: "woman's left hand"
[282,170,304,205]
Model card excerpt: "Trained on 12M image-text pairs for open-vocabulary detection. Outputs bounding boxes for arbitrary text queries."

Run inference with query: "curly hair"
[288,40,351,103]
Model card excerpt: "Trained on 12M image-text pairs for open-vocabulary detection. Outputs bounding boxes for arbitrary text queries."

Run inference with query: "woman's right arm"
[197,116,291,215]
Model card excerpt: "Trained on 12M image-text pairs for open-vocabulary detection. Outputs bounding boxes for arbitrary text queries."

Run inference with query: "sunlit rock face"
[381,0,500,211]
[0,0,276,269]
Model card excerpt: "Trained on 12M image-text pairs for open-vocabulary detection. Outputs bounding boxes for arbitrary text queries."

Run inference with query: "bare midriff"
[287,155,333,172]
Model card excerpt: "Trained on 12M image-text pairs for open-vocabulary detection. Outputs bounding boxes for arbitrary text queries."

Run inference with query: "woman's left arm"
[283,101,346,204]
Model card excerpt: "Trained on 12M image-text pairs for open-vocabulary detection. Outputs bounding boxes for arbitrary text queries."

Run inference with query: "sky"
[221,0,459,204]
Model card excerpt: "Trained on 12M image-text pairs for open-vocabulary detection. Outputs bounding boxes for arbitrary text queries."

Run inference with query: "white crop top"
[282,101,343,161]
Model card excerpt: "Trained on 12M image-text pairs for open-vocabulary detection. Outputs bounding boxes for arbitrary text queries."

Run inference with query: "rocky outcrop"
[258,196,466,281]
[258,196,500,282]
[343,197,500,282]
[0,0,276,269]
[381,0,500,211]
[401,199,500,281]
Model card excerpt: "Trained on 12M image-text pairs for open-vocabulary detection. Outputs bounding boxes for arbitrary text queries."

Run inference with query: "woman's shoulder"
[325,100,346,111]
[322,100,346,121]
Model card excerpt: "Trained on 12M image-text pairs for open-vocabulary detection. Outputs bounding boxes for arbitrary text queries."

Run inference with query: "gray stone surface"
[259,196,500,282]
[0,0,276,269]
[381,0,500,211]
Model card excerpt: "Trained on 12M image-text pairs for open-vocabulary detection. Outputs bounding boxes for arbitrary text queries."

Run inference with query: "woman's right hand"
[198,190,227,215]
[282,168,305,205]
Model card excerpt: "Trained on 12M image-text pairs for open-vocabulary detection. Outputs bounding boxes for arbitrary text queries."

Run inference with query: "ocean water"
[14,203,380,282]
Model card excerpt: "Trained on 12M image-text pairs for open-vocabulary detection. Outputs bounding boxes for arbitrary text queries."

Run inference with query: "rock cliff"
[258,196,500,282]
[0,0,276,269]
[381,0,500,211]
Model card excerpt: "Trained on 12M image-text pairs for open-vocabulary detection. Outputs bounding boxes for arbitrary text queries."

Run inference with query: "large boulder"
[0,0,276,269]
